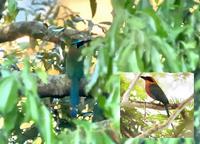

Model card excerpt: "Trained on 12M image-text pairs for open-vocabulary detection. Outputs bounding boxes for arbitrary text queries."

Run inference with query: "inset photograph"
[120,73,194,138]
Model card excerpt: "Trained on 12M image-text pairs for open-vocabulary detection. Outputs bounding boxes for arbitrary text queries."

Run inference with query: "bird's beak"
[140,76,146,80]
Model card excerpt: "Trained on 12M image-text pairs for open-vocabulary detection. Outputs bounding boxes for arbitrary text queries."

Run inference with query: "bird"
[65,39,90,117]
[140,76,170,117]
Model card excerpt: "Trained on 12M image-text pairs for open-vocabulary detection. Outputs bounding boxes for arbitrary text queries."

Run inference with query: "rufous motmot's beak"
[140,76,147,80]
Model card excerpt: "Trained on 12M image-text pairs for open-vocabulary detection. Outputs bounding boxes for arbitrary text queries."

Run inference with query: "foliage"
[109,0,200,72]
[0,0,199,143]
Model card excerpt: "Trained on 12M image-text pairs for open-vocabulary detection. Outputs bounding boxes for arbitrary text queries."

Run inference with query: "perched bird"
[140,76,170,117]
[65,39,90,117]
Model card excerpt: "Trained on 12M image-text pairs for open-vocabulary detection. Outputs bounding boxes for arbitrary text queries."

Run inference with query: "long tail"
[164,105,170,117]
[70,77,80,117]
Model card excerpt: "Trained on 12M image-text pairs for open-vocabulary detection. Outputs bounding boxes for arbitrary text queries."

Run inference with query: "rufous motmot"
[65,39,90,118]
[140,76,170,117]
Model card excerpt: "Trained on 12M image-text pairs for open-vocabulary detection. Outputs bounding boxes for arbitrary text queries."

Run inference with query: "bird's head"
[140,76,157,83]
[72,39,91,48]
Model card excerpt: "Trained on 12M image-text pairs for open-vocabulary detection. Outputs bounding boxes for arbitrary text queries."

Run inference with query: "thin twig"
[121,73,142,103]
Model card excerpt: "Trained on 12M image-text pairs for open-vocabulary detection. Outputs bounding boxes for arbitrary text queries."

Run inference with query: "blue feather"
[70,77,80,117]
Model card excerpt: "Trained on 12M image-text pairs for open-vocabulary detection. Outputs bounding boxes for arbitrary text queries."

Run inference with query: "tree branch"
[135,95,193,138]
[37,74,88,98]
[0,21,90,43]
[2,73,89,98]
[121,100,179,111]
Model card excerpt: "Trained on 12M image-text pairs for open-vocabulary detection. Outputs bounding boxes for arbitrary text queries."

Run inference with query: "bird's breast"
[145,83,157,100]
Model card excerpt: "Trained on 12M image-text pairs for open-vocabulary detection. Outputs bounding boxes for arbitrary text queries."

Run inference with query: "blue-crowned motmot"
[65,39,90,117]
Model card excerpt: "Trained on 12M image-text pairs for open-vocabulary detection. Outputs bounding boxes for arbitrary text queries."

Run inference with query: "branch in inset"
[121,101,179,111]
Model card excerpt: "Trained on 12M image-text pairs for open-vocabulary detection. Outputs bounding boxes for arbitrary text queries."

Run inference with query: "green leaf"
[144,9,168,38]
[105,75,120,125]
[22,73,36,90]
[180,56,188,72]
[39,106,55,144]
[8,0,17,13]
[21,61,37,91]
[86,61,100,93]
[151,47,163,71]
[152,36,180,72]
[3,108,18,133]
[75,120,93,143]
[0,135,7,144]
[92,131,115,144]
[7,0,18,21]
[27,94,39,121]
[180,41,196,49]
[90,0,97,18]
[168,26,186,42]
[187,51,199,71]
[119,47,140,71]
[124,0,136,15]
[0,77,18,114]
[144,42,151,65]
[130,50,140,71]
[137,0,152,9]
[136,47,144,71]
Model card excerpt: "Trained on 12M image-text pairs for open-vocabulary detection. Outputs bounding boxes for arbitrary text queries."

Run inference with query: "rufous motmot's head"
[140,76,157,83]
